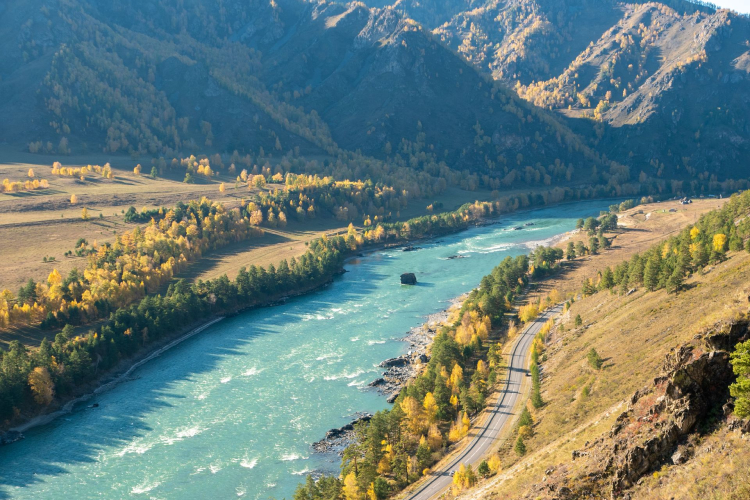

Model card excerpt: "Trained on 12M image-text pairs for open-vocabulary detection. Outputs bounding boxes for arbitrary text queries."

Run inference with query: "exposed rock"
[312,413,373,455]
[447,255,466,260]
[367,377,386,387]
[526,318,750,499]
[380,356,409,368]
[0,430,24,446]
[402,245,422,252]
[400,273,417,285]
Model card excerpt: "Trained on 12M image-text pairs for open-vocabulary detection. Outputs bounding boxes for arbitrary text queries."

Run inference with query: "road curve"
[405,304,562,500]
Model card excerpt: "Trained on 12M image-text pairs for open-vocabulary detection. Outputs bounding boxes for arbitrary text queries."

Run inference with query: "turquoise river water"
[0,199,612,499]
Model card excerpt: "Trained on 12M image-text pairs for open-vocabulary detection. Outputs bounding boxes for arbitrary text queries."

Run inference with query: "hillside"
[452,195,750,499]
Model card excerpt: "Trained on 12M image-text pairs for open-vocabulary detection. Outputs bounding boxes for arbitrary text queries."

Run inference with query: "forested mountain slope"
[0,0,615,185]
[358,0,750,182]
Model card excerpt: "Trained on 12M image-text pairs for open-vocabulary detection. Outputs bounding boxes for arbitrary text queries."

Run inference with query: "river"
[0,199,612,499]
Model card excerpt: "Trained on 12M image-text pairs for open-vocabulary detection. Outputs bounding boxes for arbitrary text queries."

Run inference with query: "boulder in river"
[400,273,417,285]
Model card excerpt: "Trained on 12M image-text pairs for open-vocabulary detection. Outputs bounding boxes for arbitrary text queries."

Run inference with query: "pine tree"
[643,255,660,291]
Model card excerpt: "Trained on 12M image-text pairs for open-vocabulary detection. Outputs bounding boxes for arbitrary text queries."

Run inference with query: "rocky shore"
[311,299,461,456]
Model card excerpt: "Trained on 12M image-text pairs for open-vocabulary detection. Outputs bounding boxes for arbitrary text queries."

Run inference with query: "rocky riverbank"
[311,298,462,455]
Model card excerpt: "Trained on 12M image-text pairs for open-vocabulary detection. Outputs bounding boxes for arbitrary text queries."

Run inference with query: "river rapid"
[0,199,612,500]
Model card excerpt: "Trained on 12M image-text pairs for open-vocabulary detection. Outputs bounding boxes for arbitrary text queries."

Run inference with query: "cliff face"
[530,319,750,499]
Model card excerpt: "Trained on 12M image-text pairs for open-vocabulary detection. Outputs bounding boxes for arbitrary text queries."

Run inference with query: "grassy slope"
[453,198,750,499]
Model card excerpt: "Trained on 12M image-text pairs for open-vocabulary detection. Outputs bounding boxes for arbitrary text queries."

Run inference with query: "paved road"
[406,305,562,500]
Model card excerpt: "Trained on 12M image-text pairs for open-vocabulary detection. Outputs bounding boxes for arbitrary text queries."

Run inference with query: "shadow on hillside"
[0,255,385,498]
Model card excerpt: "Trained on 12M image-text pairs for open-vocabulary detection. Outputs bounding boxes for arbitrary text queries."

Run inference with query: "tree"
[576,218,584,229]
[70,194,77,204]
[566,241,576,260]
[28,367,54,405]
[28,168,35,178]
[134,164,142,175]
[730,339,750,418]
[666,267,684,293]
[575,241,587,257]
[587,348,603,370]
[342,472,359,500]
[477,460,490,477]
[599,267,614,290]
[574,314,582,327]
[17,278,37,305]
[589,236,599,254]
[81,207,89,220]
[643,255,661,291]
[150,166,158,179]
[583,217,599,233]
[713,233,727,253]
[514,435,526,455]
[219,183,226,194]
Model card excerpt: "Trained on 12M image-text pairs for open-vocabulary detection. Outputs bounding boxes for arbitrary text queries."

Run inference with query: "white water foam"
[240,458,258,469]
[280,453,304,461]
[221,376,232,384]
[242,367,264,377]
[131,481,160,494]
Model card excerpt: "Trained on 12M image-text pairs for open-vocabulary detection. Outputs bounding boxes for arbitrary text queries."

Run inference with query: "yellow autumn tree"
[487,454,502,473]
[449,364,463,391]
[713,233,727,252]
[70,194,77,204]
[219,183,226,193]
[134,164,142,175]
[401,395,424,435]
[427,423,443,450]
[28,367,54,405]
[367,483,377,500]
[28,168,35,178]
[690,226,700,240]
[342,472,359,500]
[81,207,89,220]
[423,392,438,423]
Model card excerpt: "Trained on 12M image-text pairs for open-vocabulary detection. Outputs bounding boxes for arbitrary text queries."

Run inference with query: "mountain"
[357,0,750,183]
[0,0,617,192]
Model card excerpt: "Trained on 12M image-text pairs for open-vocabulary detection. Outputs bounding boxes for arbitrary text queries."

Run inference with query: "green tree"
[599,267,614,290]
[575,241,587,257]
[514,435,526,455]
[643,254,661,291]
[150,166,158,179]
[730,339,750,418]
[589,236,599,254]
[574,314,582,327]
[477,460,490,477]
[587,348,603,370]
[566,241,576,260]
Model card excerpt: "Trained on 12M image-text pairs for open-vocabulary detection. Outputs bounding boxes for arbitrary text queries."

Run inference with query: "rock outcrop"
[530,318,750,499]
